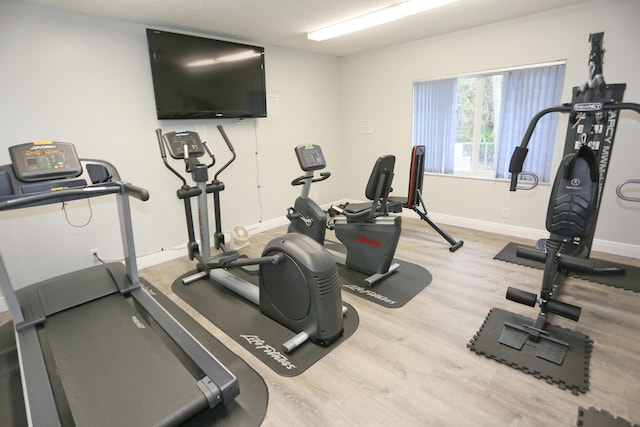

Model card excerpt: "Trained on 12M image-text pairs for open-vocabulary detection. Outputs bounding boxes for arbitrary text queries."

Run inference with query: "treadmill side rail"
[133,286,240,405]
[15,327,62,427]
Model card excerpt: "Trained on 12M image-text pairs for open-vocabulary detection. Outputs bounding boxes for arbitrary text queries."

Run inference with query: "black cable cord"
[92,252,106,265]
[61,198,93,228]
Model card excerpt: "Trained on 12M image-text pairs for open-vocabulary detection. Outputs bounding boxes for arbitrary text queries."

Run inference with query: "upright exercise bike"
[287,144,402,286]
[501,32,640,364]
[156,126,345,353]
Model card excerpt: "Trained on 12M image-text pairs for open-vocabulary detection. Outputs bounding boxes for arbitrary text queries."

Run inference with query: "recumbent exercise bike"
[287,144,402,287]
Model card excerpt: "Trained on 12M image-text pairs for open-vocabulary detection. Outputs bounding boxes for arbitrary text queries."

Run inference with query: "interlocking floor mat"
[577,407,639,427]
[468,308,592,395]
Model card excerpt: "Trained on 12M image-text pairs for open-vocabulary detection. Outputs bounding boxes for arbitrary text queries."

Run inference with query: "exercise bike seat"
[340,155,398,221]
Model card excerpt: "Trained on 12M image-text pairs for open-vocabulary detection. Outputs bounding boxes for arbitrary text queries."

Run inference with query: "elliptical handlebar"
[155,128,188,187]
[213,125,237,182]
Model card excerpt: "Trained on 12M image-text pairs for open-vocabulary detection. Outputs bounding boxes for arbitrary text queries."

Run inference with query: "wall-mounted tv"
[146,29,267,119]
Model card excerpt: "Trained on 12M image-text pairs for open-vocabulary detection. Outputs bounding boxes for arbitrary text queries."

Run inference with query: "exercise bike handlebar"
[509,102,640,191]
[291,171,331,187]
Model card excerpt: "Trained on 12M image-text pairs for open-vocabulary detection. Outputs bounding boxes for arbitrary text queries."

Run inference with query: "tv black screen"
[146,29,267,119]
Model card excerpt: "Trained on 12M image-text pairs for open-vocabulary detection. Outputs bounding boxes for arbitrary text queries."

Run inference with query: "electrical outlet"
[501,208,510,218]
[89,248,99,263]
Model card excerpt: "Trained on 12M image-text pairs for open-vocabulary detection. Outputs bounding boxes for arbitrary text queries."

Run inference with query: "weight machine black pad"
[577,407,640,427]
[494,242,640,293]
[172,272,359,377]
[0,281,268,427]
[468,308,593,395]
[325,241,432,308]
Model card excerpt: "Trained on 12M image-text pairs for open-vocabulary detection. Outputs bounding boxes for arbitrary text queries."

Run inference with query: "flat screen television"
[146,29,267,119]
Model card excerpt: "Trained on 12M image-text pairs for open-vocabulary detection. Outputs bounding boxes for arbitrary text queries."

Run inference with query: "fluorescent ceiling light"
[308,0,458,41]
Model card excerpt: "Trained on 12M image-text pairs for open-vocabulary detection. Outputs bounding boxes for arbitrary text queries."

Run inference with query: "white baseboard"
[0,296,7,313]
[422,211,640,259]
[136,199,639,269]
[137,248,187,270]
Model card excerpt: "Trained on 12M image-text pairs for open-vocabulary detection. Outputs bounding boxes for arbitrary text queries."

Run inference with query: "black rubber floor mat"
[0,280,268,427]
[468,308,592,395]
[172,271,359,377]
[325,241,432,308]
[577,407,640,427]
[494,242,640,292]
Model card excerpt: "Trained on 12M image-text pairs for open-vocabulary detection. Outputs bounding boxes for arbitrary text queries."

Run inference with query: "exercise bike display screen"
[294,144,326,171]
[9,141,83,182]
[163,131,205,159]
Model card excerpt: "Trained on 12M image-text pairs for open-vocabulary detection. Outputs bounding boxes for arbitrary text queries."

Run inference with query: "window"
[412,63,566,182]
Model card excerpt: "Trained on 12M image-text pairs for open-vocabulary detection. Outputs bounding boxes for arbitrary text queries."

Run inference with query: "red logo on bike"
[356,236,381,246]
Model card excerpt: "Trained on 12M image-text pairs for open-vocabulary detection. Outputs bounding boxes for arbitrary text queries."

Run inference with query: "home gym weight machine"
[0,141,239,426]
[156,126,345,353]
[287,144,402,286]
[501,32,640,365]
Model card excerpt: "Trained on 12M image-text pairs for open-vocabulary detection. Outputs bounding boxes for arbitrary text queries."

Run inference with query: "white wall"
[339,0,640,254]
[0,1,341,289]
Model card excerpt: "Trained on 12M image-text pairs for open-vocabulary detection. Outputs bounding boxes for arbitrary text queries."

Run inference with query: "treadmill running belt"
[43,293,208,426]
[1,280,269,427]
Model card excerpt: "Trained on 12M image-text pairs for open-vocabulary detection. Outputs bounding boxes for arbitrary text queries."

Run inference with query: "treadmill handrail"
[0,182,149,211]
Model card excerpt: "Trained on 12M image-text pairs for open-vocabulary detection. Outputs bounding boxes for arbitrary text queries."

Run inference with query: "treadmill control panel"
[162,131,205,159]
[9,141,83,182]
[294,144,326,171]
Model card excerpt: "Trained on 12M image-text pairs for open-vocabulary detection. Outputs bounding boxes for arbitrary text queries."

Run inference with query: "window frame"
[412,60,566,183]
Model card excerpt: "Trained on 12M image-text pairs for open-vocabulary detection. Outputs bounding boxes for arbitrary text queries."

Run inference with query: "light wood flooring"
[140,217,640,427]
[2,217,638,426]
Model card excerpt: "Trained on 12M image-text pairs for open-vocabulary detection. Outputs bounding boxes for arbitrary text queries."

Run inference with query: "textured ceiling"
[12,0,589,56]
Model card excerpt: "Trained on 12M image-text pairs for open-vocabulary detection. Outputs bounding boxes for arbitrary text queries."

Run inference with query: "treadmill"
[0,141,239,426]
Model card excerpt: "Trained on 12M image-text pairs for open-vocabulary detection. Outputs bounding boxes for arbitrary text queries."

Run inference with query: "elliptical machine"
[287,144,401,286]
[500,32,640,364]
[156,126,345,353]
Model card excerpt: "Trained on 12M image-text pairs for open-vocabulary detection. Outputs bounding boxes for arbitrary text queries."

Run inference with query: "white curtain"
[412,78,457,174]
[495,64,566,181]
